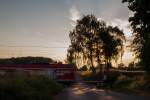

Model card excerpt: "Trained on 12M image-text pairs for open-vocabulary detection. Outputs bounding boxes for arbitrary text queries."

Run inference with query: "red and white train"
[0,64,76,82]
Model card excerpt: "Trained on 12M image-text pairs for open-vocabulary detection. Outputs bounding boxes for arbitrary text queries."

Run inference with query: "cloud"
[98,17,131,37]
[109,18,131,37]
[97,17,104,21]
[69,6,80,27]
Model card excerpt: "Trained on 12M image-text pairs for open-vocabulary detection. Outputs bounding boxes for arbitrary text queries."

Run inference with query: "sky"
[0,0,134,65]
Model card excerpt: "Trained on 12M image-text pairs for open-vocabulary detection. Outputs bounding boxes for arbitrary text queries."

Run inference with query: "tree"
[67,46,75,64]
[68,15,100,74]
[128,62,135,70]
[100,26,125,70]
[67,14,125,75]
[122,0,150,73]
[78,65,88,71]
[0,57,56,64]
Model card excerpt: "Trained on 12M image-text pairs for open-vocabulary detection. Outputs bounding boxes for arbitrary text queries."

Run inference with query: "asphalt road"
[54,82,149,100]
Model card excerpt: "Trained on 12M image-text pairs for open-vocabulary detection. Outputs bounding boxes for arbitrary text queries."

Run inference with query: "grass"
[0,74,64,100]
[77,69,150,97]
[111,74,150,96]
[80,70,150,96]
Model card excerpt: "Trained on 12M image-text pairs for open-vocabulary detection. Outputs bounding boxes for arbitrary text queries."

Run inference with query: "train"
[0,64,76,83]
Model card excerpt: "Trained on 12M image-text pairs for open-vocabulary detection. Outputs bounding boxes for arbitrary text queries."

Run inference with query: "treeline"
[0,56,57,64]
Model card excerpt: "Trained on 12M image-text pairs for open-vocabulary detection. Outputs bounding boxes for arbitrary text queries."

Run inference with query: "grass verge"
[0,74,64,100]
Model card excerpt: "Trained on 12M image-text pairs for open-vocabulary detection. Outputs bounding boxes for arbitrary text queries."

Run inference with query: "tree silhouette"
[122,0,150,73]
[67,14,125,74]
[101,26,125,71]
[67,46,75,64]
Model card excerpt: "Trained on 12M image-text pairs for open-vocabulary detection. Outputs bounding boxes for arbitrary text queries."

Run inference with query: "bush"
[112,74,150,94]
[0,75,63,100]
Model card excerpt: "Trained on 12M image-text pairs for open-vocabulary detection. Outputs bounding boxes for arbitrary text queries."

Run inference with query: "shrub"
[0,75,63,100]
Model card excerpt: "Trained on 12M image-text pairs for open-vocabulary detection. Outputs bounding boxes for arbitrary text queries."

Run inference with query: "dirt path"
[54,82,149,100]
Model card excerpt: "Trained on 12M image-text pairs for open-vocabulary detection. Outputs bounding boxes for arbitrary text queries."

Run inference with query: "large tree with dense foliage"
[67,15,125,74]
[122,0,150,73]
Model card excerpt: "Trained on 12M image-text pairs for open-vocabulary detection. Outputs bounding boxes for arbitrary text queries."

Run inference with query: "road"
[54,82,149,100]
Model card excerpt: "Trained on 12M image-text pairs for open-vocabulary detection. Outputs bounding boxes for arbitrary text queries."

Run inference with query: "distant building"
[0,64,76,82]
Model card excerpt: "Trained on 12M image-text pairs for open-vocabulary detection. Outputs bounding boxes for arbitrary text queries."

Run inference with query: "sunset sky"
[0,0,134,65]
